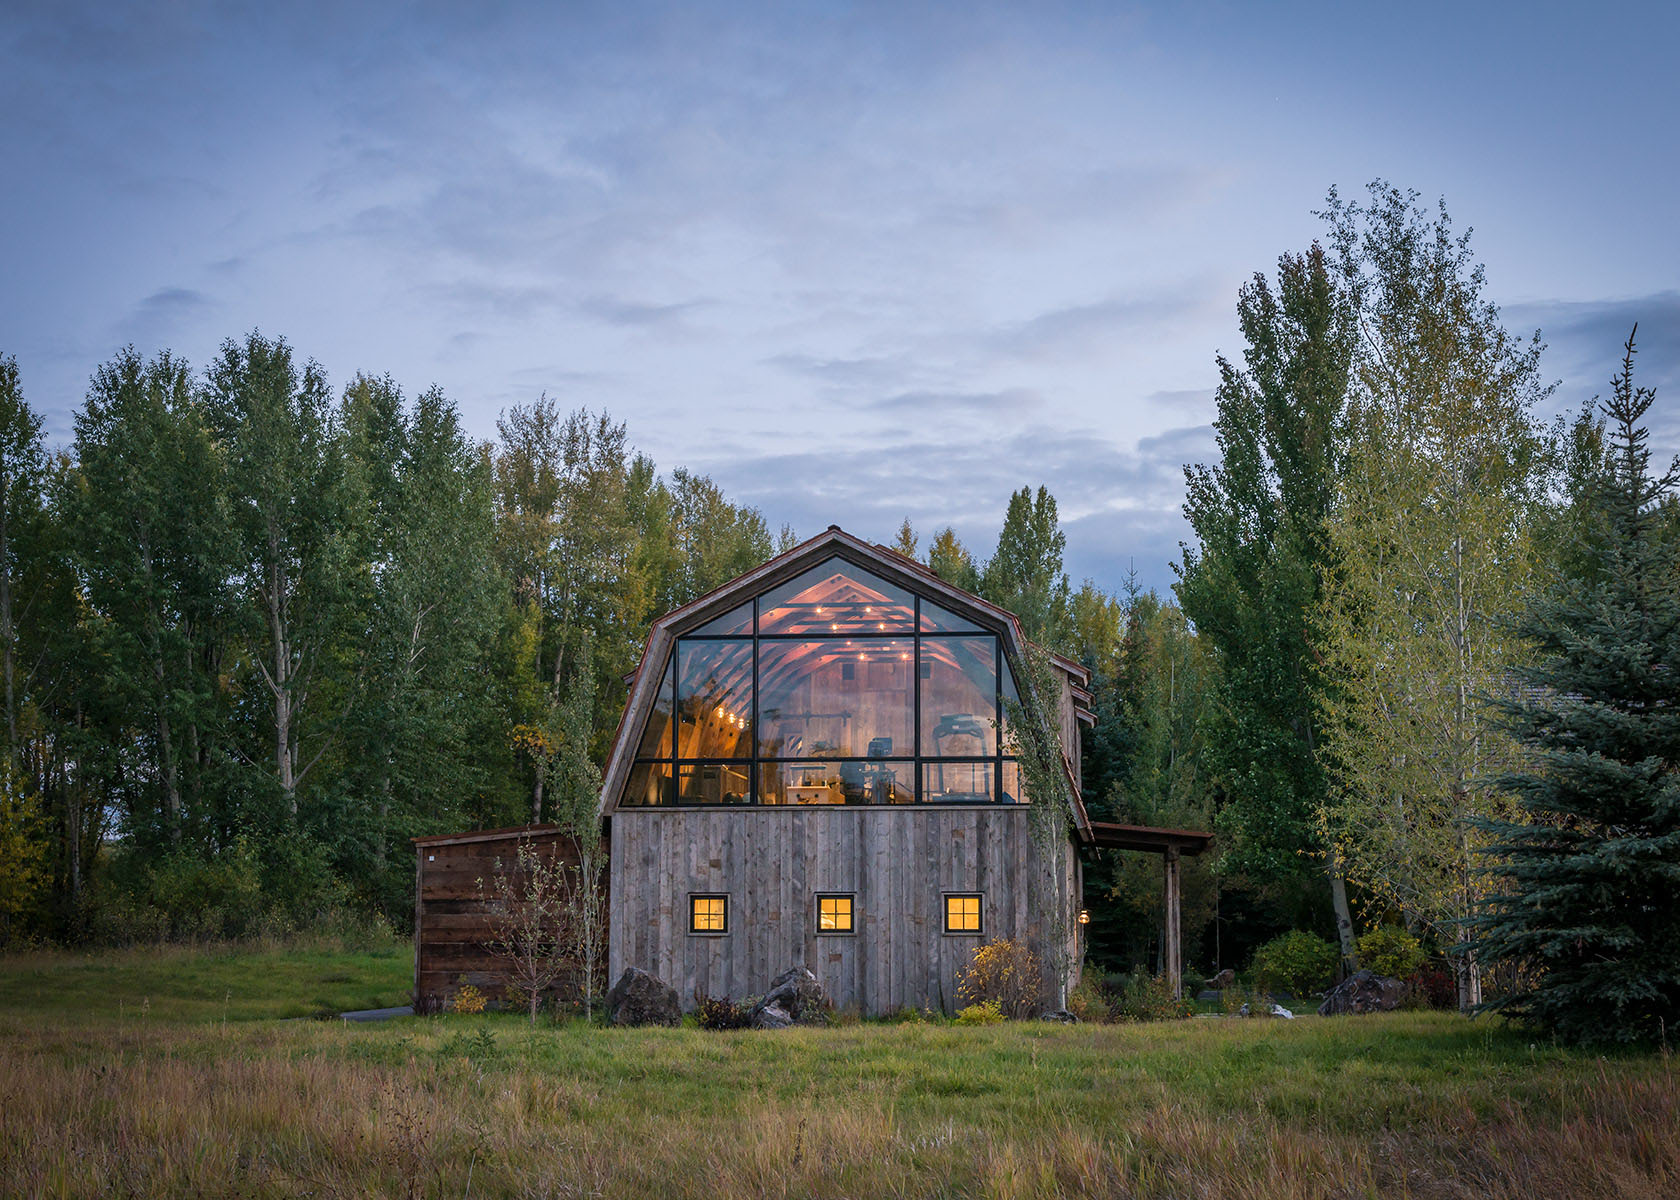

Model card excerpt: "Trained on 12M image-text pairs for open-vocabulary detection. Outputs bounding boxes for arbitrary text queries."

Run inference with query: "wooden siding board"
[600,807,1072,1016]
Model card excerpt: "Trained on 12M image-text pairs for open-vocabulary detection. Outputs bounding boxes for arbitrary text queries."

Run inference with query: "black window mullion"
[995,639,1003,804]
[913,595,922,803]
[751,597,760,804]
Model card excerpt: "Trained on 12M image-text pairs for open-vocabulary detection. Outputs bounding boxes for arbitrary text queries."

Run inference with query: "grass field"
[1,941,1675,1199]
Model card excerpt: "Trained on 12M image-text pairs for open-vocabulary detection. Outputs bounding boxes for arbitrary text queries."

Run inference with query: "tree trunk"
[0,506,15,760]
[1455,927,1482,1012]
[1326,850,1359,975]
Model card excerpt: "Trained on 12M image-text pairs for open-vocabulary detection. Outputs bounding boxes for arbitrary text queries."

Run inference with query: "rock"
[1206,968,1237,990]
[1317,969,1406,1017]
[1040,1009,1079,1023]
[1270,1003,1295,1020]
[606,967,681,1027]
[1237,1001,1293,1019]
[749,1002,794,1030]
[747,966,829,1028]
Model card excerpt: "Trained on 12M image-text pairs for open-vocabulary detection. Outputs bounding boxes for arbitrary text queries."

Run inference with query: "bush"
[1110,969,1191,1022]
[1357,926,1427,979]
[695,992,753,1030]
[1066,975,1111,1023]
[1406,964,1456,1009]
[448,982,487,1014]
[956,937,1043,1019]
[954,999,1005,1025]
[1250,931,1340,997]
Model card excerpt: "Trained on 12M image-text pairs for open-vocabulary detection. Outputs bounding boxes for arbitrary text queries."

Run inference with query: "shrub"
[448,981,487,1014]
[1065,975,1111,1023]
[1406,964,1456,1009]
[1357,926,1427,979]
[1111,969,1191,1022]
[1250,931,1340,997]
[956,937,1043,1019]
[695,992,752,1030]
[954,999,1004,1025]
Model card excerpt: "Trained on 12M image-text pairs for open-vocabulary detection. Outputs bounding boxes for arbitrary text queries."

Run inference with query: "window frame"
[624,566,1028,809]
[815,892,856,935]
[688,893,730,936]
[942,892,984,936]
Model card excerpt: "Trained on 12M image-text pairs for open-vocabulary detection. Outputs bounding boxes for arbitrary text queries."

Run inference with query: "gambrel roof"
[599,525,1093,836]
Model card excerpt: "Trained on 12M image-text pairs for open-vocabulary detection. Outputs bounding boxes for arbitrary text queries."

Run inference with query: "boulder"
[749,1002,794,1030]
[1039,1009,1079,1023]
[1317,969,1406,1016]
[606,967,681,1027]
[747,966,829,1028]
[1206,968,1237,990]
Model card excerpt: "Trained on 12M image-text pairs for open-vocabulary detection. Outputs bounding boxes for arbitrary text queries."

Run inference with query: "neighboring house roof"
[598,524,1094,836]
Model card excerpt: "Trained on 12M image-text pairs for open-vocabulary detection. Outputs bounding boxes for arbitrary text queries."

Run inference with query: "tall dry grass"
[2,1011,1676,1199]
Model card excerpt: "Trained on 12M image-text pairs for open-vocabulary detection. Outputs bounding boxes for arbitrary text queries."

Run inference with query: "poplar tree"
[1315,185,1550,1009]
[203,332,350,825]
[1474,330,1680,1045]
[1177,241,1360,963]
[982,485,1072,650]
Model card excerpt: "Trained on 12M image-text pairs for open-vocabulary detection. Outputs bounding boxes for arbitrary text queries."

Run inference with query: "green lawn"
[0,938,412,1022]
[1,941,1675,1199]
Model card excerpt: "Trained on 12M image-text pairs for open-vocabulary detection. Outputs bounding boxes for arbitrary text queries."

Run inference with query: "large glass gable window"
[623,557,1022,806]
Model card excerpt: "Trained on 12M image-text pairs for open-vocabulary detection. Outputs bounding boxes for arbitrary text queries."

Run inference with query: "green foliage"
[980,485,1071,651]
[1176,238,1356,955]
[1107,969,1193,1022]
[956,937,1044,1020]
[1316,183,1551,1011]
[953,999,1005,1025]
[1,339,790,943]
[695,992,753,1030]
[0,776,49,941]
[1065,975,1110,1023]
[1473,330,1680,1046]
[925,526,978,592]
[1250,931,1340,997]
[1356,926,1427,980]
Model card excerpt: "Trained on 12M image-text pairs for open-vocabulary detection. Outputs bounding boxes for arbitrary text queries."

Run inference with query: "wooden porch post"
[1163,845,1182,1000]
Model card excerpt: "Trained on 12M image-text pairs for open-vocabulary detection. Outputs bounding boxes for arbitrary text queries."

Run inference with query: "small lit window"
[817,893,854,933]
[690,894,728,934]
[944,893,982,934]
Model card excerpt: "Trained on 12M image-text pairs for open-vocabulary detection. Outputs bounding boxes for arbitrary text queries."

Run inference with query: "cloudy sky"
[3,1,1676,592]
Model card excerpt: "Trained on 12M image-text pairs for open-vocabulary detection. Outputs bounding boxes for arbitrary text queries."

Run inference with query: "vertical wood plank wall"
[414,830,598,1008]
[608,807,1077,1014]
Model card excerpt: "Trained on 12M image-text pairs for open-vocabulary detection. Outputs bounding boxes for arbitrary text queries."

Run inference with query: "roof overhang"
[1085,821,1214,856]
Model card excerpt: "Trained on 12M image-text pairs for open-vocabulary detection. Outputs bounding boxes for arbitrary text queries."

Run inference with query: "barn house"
[413,526,1210,1015]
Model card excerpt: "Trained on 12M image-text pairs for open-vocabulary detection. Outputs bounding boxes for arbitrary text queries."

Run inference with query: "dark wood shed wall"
[412,828,601,1009]
[608,806,1077,1015]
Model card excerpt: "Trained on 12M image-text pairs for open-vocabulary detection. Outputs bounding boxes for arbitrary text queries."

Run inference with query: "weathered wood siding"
[413,829,603,1009]
[608,806,1076,1014]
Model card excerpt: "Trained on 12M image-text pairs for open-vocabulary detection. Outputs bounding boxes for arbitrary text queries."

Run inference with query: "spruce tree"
[1475,328,1680,1045]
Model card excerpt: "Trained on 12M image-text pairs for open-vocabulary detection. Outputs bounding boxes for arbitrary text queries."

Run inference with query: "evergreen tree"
[982,486,1071,650]
[1474,329,1680,1045]
[891,518,918,559]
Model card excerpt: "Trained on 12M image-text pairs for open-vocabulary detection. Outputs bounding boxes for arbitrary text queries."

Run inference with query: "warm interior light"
[1078,909,1091,926]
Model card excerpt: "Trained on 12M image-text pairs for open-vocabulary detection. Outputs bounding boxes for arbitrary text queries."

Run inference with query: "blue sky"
[3,1,1676,592]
